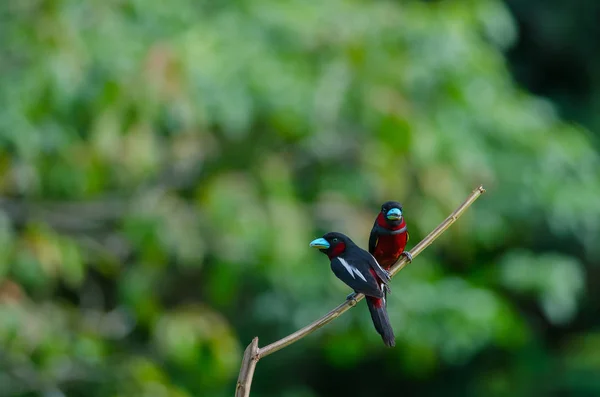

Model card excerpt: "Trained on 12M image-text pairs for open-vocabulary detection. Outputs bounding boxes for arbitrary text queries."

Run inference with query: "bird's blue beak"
[386,208,402,221]
[309,238,330,249]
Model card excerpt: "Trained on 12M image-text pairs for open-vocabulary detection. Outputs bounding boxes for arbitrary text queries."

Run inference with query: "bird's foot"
[346,292,358,302]
[401,251,413,263]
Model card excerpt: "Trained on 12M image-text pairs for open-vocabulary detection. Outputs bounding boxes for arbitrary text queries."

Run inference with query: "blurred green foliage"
[0,0,599,396]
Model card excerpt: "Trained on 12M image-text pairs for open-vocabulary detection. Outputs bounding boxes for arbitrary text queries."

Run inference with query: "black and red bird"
[310,232,395,347]
[369,201,412,271]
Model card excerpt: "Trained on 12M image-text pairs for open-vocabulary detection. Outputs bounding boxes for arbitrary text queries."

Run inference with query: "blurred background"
[1,0,600,396]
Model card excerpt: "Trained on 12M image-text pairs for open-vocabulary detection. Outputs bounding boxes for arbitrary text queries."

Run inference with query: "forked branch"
[235,185,486,397]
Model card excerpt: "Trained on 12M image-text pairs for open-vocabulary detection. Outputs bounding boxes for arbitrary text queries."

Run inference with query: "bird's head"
[381,201,404,225]
[309,232,352,258]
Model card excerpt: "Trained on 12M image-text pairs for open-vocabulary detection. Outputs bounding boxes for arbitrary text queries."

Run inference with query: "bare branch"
[235,185,486,397]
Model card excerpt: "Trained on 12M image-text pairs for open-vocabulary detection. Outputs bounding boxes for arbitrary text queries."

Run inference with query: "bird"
[365,201,412,336]
[310,232,395,347]
[369,201,412,271]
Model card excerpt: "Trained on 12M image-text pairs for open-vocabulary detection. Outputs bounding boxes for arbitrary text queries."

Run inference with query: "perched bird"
[369,201,412,271]
[310,232,395,347]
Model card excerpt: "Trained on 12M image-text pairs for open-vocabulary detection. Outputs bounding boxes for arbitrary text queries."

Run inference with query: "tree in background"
[0,0,599,396]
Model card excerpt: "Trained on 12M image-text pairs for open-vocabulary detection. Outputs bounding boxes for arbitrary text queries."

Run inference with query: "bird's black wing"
[330,257,383,298]
[356,249,391,286]
[368,219,379,254]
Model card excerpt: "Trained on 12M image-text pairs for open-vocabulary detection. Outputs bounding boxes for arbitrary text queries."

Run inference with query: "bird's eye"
[332,238,339,243]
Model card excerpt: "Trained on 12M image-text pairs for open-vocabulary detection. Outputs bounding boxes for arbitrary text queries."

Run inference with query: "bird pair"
[310,201,412,347]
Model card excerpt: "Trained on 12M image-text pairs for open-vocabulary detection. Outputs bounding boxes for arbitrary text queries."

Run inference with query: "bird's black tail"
[366,296,395,347]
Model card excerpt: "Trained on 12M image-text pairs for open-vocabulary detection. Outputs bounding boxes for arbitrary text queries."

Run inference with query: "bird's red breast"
[372,213,409,270]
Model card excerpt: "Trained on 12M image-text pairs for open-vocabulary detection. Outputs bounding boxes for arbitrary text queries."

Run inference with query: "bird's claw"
[346,292,358,301]
[401,251,413,263]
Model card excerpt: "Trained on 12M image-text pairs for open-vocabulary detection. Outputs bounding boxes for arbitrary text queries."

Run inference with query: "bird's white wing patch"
[337,257,355,279]
[338,257,367,282]
[353,267,367,282]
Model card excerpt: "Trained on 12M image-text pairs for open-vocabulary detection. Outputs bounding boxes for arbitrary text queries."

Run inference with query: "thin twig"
[234,185,486,397]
